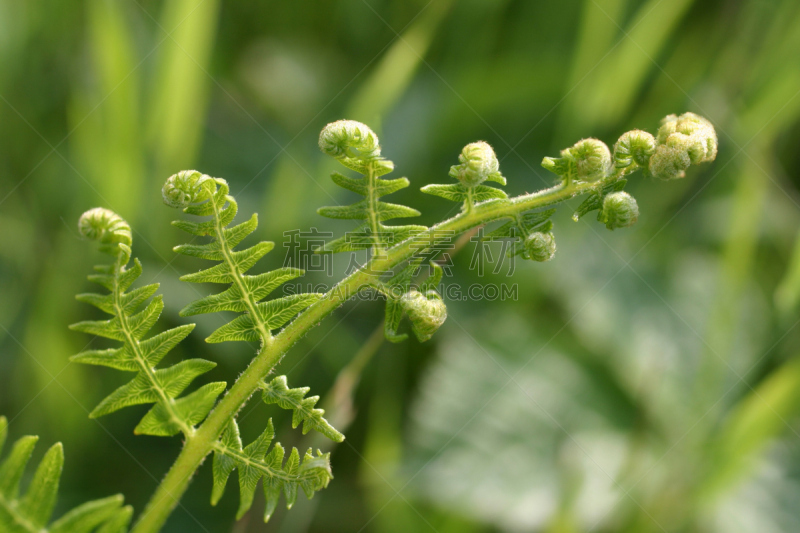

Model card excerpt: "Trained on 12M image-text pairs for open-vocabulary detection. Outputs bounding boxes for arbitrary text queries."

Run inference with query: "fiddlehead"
[70,208,222,437]
[317,120,427,254]
[0,416,132,533]
[421,141,507,212]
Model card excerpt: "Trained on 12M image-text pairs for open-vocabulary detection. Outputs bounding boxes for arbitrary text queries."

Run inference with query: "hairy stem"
[131,178,603,533]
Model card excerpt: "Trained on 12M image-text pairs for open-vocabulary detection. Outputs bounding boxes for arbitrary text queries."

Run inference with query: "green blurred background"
[2,0,800,531]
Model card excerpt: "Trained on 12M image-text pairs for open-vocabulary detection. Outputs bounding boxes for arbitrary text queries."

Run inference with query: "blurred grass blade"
[775,230,800,318]
[147,0,221,175]
[262,1,454,235]
[346,0,456,128]
[700,358,800,501]
[70,0,143,215]
[560,0,695,134]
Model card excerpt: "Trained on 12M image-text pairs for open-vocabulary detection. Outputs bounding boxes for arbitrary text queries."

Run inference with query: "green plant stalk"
[131,177,615,533]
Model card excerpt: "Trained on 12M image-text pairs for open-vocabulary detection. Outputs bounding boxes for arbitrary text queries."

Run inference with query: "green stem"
[131,178,604,533]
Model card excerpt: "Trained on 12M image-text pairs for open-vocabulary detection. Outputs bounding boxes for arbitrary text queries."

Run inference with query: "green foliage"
[70,208,222,437]
[164,171,322,345]
[0,416,132,533]
[261,376,344,442]
[62,113,717,532]
[317,120,427,253]
[210,418,332,522]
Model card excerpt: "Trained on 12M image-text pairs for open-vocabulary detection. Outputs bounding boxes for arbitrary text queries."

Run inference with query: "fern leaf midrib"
[366,162,383,255]
[112,263,192,437]
[0,492,38,533]
[211,194,273,346]
[211,443,312,483]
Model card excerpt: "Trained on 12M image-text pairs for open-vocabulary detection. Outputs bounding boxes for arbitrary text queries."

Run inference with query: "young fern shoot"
[63,112,716,533]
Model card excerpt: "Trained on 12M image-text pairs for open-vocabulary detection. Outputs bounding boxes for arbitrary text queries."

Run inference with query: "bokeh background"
[2,0,800,531]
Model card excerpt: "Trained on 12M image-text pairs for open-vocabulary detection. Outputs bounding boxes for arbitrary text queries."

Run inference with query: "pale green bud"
[162,170,214,208]
[524,232,556,262]
[599,191,639,230]
[449,141,501,187]
[542,138,612,182]
[649,145,691,180]
[649,113,717,180]
[614,130,656,169]
[318,119,381,159]
[78,207,132,260]
[400,290,447,342]
[570,138,612,181]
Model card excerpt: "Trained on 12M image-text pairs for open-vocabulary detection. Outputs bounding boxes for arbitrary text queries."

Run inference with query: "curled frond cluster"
[649,112,718,180]
[162,169,214,208]
[61,111,718,533]
[0,416,132,533]
[542,138,612,183]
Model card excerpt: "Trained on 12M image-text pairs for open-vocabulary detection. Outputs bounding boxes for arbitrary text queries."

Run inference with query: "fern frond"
[422,141,507,212]
[317,120,427,254]
[0,416,132,533]
[163,171,322,346]
[260,376,344,442]
[70,208,223,437]
[210,418,333,523]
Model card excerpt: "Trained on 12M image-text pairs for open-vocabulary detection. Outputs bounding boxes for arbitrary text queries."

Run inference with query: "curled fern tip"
[163,170,214,208]
[449,141,503,187]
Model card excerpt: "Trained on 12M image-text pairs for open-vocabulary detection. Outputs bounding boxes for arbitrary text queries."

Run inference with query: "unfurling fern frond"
[0,416,132,533]
[317,120,427,254]
[70,208,224,437]
[260,376,344,442]
[381,260,447,343]
[422,141,507,212]
[210,418,332,523]
[163,171,322,346]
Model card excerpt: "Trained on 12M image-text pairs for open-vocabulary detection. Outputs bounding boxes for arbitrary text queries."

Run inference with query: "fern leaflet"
[0,416,132,533]
[210,418,332,522]
[260,376,344,442]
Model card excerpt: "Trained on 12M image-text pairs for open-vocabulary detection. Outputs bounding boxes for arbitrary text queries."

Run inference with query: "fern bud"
[78,207,132,259]
[614,130,656,169]
[599,191,639,230]
[319,120,381,159]
[649,112,717,180]
[542,138,611,182]
[449,141,501,187]
[571,138,612,181]
[400,290,447,342]
[523,231,556,262]
[162,170,214,208]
